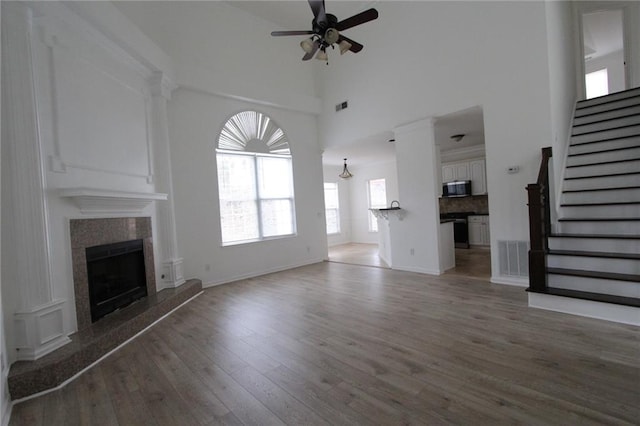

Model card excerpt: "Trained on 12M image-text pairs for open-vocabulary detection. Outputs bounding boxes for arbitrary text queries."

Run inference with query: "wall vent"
[335,101,348,112]
[498,240,529,277]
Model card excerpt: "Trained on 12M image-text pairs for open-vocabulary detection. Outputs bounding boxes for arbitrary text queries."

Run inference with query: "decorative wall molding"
[149,71,178,100]
[14,300,71,361]
[162,258,186,288]
[59,188,167,215]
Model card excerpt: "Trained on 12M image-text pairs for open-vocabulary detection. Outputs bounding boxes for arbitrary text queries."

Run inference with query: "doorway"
[580,6,628,99]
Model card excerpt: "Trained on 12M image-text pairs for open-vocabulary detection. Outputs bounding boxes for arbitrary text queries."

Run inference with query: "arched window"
[216,111,296,245]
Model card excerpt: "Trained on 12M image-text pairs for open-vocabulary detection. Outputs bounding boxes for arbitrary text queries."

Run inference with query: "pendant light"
[339,158,353,179]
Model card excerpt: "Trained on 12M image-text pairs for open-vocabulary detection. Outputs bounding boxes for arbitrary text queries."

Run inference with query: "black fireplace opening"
[86,239,148,322]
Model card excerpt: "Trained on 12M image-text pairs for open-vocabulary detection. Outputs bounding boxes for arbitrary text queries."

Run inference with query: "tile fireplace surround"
[70,217,157,331]
[7,217,202,400]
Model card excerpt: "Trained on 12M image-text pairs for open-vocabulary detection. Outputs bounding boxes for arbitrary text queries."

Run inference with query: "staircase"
[529,87,640,324]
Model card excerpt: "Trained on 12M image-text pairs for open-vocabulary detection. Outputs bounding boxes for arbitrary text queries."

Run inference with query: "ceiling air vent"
[335,101,348,112]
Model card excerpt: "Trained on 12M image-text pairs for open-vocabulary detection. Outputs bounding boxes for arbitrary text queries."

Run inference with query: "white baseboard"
[391,265,442,275]
[201,258,326,288]
[491,275,528,287]
[529,293,640,326]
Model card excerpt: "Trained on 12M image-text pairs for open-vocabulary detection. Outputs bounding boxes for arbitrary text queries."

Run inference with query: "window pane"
[258,156,293,199]
[217,154,256,200]
[368,178,387,208]
[324,182,339,209]
[220,200,259,243]
[585,69,609,99]
[261,199,294,237]
[326,209,339,234]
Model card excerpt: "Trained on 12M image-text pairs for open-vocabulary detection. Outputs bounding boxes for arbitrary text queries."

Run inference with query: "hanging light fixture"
[339,158,353,179]
[338,40,352,55]
[300,38,315,53]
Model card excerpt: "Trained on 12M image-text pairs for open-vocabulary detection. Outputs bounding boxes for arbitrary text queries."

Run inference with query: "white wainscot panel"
[51,43,151,180]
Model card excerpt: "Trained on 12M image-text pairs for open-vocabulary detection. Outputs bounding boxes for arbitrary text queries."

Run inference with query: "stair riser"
[559,204,640,219]
[548,237,640,254]
[576,88,640,111]
[548,274,640,299]
[573,104,640,126]
[562,188,640,204]
[547,255,639,275]
[563,174,640,191]
[557,221,640,236]
[567,147,640,166]
[565,159,640,178]
[570,124,640,145]
[568,136,640,155]
[572,115,640,136]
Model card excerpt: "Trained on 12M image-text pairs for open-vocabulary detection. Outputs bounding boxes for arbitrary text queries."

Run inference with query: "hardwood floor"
[328,243,389,268]
[10,262,640,425]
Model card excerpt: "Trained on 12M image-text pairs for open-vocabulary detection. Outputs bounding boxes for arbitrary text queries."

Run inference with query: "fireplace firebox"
[86,239,148,322]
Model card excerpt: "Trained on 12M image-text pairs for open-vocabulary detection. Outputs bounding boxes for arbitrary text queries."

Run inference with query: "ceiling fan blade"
[338,35,363,53]
[271,30,315,36]
[302,40,320,61]
[308,0,327,26]
[335,8,378,31]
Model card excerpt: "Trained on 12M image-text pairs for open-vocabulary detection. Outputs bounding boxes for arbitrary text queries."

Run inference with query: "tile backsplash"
[439,194,489,214]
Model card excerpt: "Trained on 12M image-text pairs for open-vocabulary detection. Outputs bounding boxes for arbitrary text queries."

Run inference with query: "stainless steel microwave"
[443,180,472,197]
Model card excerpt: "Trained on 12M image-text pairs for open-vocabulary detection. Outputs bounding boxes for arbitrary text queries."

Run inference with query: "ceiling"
[582,9,624,60]
[226,1,377,31]
[226,1,486,168]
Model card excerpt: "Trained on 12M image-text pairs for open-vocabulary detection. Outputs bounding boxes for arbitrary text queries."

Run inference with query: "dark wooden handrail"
[527,147,552,293]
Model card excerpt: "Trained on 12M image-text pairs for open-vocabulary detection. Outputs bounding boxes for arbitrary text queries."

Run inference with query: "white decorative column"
[149,72,185,288]
[391,118,444,275]
[2,2,70,360]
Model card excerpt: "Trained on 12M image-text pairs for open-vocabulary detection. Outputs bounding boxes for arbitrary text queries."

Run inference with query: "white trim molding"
[59,187,167,215]
[13,300,71,361]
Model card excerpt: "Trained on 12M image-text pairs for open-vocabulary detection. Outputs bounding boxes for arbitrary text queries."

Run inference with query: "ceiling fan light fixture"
[300,38,315,53]
[324,28,340,45]
[339,158,353,179]
[450,134,465,142]
[338,40,352,55]
[316,48,328,61]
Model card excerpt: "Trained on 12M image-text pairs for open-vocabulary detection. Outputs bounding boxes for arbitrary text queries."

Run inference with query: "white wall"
[113,1,321,114]
[544,0,578,212]
[168,89,326,286]
[323,166,352,247]
[316,2,555,282]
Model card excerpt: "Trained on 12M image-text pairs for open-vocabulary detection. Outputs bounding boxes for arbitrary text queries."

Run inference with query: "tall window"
[585,69,609,99]
[216,111,296,245]
[324,182,340,235]
[367,178,387,232]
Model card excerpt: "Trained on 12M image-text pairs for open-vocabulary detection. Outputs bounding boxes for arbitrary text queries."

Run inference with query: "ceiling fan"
[270,0,379,62]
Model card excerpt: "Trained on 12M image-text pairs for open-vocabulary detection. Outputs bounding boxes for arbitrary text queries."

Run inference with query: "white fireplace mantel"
[59,187,168,215]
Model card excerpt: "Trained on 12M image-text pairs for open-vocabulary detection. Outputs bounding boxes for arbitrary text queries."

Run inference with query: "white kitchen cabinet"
[468,215,490,246]
[469,159,487,195]
[442,158,487,195]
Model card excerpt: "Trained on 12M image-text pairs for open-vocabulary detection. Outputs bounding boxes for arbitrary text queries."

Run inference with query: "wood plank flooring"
[9,261,640,425]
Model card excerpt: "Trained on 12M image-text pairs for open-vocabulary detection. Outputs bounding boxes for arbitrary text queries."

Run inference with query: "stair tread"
[568,145,640,157]
[534,287,640,308]
[547,267,640,283]
[566,157,640,168]
[563,185,640,193]
[558,217,640,222]
[570,123,640,137]
[564,171,639,180]
[548,249,640,260]
[574,103,640,121]
[572,117,640,135]
[576,88,640,109]
[561,201,640,206]
[570,134,640,147]
[551,233,640,240]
